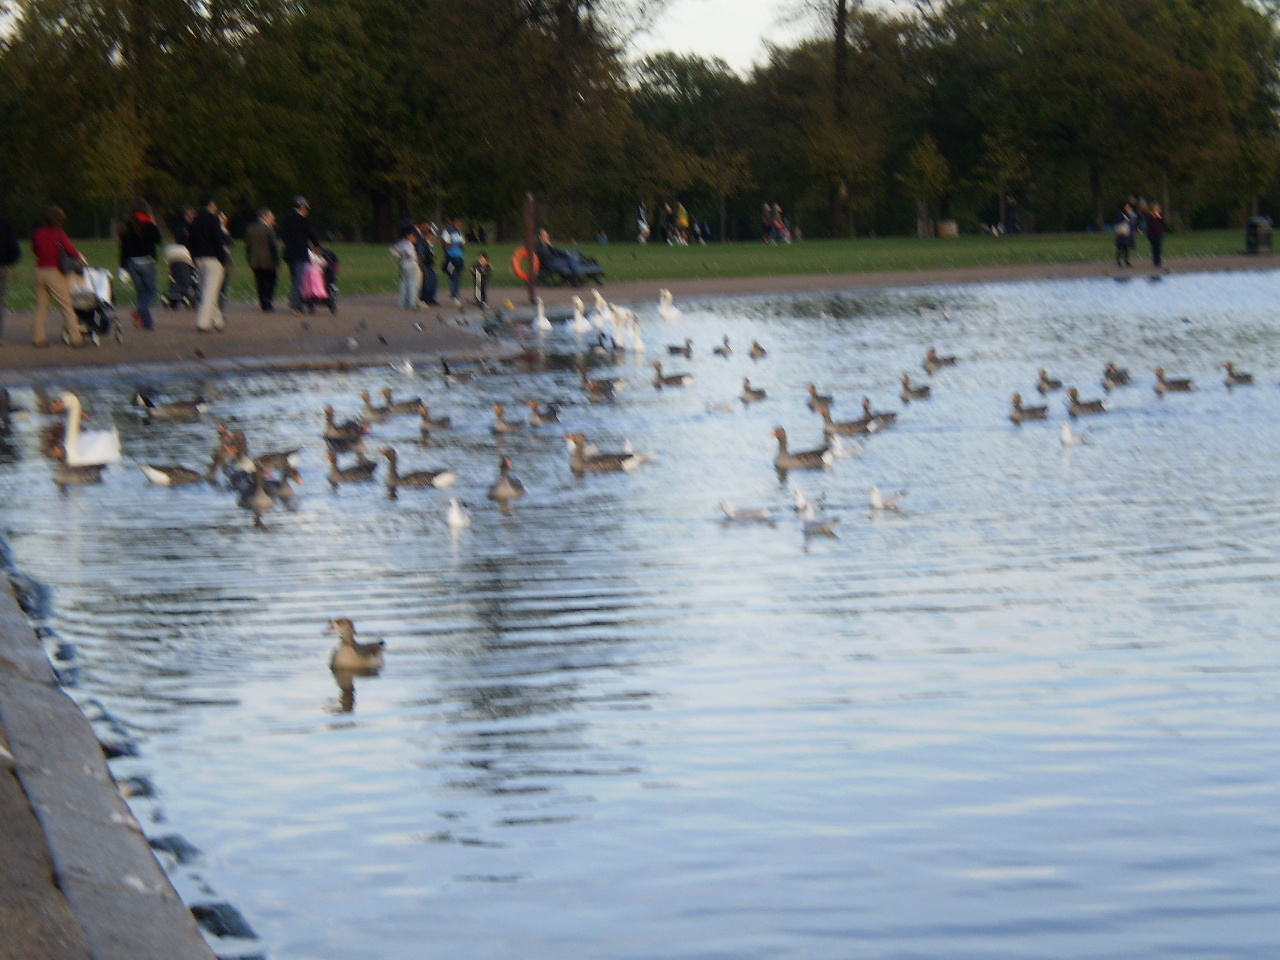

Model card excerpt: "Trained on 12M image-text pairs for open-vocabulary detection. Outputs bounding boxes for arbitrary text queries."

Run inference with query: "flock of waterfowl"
[2,289,1264,547]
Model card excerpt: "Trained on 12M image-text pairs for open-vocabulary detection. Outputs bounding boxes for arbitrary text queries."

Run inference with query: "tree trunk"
[719,192,726,243]
[997,186,1006,233]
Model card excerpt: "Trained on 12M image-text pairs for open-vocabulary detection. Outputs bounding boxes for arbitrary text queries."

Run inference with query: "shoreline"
[0,252,1275,380]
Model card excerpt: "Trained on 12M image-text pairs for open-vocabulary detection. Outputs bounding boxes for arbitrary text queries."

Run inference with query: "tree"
[971,132,1029,231]
[897,135,951,236]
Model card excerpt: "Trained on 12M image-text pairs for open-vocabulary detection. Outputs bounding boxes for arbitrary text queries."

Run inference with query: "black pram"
[163,244,198,309]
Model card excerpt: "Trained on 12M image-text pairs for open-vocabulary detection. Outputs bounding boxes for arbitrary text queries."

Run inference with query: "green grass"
[1,230,1247,311]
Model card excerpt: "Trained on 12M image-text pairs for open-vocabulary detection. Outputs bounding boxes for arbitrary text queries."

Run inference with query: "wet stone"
[190,903,258,940]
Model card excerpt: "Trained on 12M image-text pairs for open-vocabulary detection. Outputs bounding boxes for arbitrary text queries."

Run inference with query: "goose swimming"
[773,427,832,471]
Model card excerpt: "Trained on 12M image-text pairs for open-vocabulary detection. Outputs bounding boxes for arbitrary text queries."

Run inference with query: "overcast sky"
[629,0,800,73]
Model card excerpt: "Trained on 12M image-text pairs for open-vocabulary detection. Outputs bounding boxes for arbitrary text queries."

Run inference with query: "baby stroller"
[302,247,339,314]
[65,267,123,346]
[163,244,199,309]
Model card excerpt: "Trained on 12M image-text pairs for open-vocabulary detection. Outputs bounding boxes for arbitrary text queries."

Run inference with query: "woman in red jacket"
[31,206,84,348]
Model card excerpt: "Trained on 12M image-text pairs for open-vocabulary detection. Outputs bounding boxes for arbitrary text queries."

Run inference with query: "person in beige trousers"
[30,206,84,348]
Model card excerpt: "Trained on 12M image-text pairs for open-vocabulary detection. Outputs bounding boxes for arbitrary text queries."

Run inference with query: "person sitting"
[534,228,573,279]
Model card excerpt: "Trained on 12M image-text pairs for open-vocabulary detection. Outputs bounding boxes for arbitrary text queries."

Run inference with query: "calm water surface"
[3,273,1280,959]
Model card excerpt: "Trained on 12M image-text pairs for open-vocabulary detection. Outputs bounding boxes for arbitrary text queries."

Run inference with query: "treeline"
[1,0,1276,240]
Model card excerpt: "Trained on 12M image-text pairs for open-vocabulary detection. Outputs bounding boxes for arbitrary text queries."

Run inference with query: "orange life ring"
[512,247,541,283]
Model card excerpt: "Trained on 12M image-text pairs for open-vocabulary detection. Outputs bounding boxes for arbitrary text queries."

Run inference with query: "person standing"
[244,208,279,310]
[0,215,20,343]
[472,252,492,307]
[186,196,230,332]
[1145,203,1166,270]
[637,203,650,244]
[280,196,320,314]
[30,206,84,348]
[390,223,420,310]
[118,200,162,330]
[441,217,466,305]
[1114,202,1136,268]
[415,222,438,306]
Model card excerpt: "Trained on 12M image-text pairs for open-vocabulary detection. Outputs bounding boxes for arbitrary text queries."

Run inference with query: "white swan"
[53,392,121,466]
[659,288,682,323]
[572,296,590,336]
[535,297,552,333]
[591,290,612,329]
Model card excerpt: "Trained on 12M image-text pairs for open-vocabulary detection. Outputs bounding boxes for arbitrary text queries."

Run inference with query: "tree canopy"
[1,0,1276,239]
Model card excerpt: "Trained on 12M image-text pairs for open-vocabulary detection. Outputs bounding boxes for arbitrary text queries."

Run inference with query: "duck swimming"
[1065,388,1106,415]
[488,456,526,502]
[1153,368,1194,394]
[667,338,693,357]
[816,402,877,436]
[379,388,422,415]
[141,448,225,486]
[772,427,832,471]
[712,336,732,357]
[326,451,378,489]
[923,348,957,374]
[418,403,453,431]
[135,391,209,422]
[1103,363,1132,391]
[1010,392,1048,423]
[741,379,767,403]
[900,375,931,402]
[652,362,693,388]
[807,384,833,411]
[1037,370,1063,394]
[1223,362,1253,387]
[565,433,643,474]
[323,405,367,441]
[749,340,767,360]
[491,403,524,434]
[861,397,897,428]
[527,400,560,426]
[326,618,385,672]
[381,446,456,494]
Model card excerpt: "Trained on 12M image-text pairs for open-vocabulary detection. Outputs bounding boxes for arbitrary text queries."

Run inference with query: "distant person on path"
[441,217,466,304]
[280,196,320,314]
[473,252,492,307]
[391,223,420,310]
[675,202,690,245]
[1114,202,1136,268]
[637,203,650,244]
[1005,196,1019,235]
[30,206,84,348]
[1144,203,1166,269]
[186,196,230,331]
[762,203,774,243]
[0,214,20,343]
[415,222,438,306]
[118,199,162,330]
[244,207,279,311]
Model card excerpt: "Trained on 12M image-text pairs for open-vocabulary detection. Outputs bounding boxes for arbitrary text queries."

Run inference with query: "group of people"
[638,202,712,246]
[1114,199,1166,268]
[391,217,491,310]
[762,203,797,244]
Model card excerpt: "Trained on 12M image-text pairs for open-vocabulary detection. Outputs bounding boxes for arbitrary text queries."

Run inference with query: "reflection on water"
[4,272,1280,959]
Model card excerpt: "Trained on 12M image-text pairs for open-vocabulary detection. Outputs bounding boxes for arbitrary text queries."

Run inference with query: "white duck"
[535,297,552,334]
[659,288,682,323]
[572,296,591,336]
[1060,422,1090,447]
[52,392,121,467]
[869,486,906,511]
[446,498,471,532]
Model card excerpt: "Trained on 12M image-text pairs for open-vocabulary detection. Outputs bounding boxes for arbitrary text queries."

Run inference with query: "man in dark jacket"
[0,215,20,342]
[279,196,320,313]
[244,208,279,310]
[186,196,231,332]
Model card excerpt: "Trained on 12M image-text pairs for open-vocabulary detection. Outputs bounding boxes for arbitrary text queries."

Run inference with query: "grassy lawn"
[1,229,1248,311]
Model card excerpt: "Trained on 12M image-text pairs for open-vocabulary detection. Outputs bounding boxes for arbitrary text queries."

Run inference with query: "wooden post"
[524,192,536,305]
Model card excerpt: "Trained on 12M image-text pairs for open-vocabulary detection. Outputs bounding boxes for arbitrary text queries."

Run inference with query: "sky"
[629,0,798,74]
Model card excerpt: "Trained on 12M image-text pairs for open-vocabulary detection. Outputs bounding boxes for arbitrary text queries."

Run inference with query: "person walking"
[391,223,420,310]
[30,206,85,348]
[0,215,20,344]
[1144,203,1166,270]
[441,217,466,305]
[244,208,279,310]
[118,199,162,330]
[415,222,438,306]
[1114,202,1136,268]
[186,196,230,332]
[280,196,320,314]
